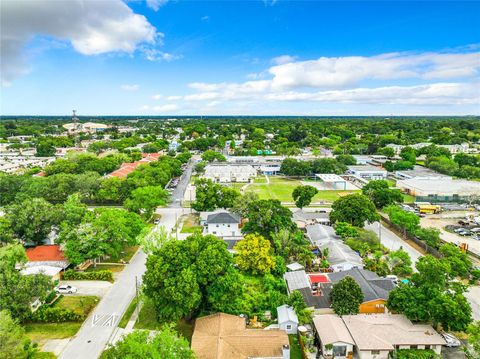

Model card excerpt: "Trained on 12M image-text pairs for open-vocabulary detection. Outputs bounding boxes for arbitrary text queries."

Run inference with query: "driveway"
[365,221,423,268]
[442,346,467,359]
[59,280,112,298]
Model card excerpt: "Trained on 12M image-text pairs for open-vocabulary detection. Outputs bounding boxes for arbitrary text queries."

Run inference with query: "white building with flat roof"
[203,164,257,183]
[397,177,480,202]
[347,165,387,180]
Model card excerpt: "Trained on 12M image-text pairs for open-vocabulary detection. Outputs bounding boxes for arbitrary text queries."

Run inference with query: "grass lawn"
[25,322,82,342]
[33,352,57,359]
[180,214,203,234]
[107,246,139,263]
[134,299,194,343]
[118,297,138,329]
[85,263,125,273]
[245,176,358,203]
[289,334,304,359]
[55,296,99,317]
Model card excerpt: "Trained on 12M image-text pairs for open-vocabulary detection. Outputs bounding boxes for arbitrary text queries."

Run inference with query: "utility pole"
[378,220,382,242]
[135,275,139,317]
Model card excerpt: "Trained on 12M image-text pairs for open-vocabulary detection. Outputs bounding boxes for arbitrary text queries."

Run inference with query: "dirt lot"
[420,211,480,262]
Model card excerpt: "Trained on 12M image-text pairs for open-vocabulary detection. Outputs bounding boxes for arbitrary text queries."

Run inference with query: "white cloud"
[271,55,297,65]
[121,84,140,91]
[1,0,159,86]
[166,95,182,101]
[152,94,163,100]
[180,49,480,108]
[142,48,182,62]
[146,0,169,11]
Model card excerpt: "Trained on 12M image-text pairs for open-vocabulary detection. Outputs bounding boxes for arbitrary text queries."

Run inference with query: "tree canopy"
[330,276,364,316]
[329,194,379,227]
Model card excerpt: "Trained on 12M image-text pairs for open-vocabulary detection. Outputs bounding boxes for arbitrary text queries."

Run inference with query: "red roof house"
[308,273,330,284]
[25,245,69,269]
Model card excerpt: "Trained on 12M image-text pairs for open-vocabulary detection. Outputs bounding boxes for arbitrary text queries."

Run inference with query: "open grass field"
[134,299,194,343]
[245,176,359,203]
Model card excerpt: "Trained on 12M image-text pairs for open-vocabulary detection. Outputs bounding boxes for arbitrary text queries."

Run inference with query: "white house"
[318,240,363,272]
[277,305,299,335]
[347,165,387,180]
[205,211,242,238]
[313,314,355,359]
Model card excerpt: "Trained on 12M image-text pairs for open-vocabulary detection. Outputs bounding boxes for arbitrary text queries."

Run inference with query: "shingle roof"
[317,240,363,267]
[298,286,332,309]
[191,313,289,359]
[342,314,446,350]
[207,212,241,224]
[328,268,395,302]
[313,314,355,345]
[306,224,339,244]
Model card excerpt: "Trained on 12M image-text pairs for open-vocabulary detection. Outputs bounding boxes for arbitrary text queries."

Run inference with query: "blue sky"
[1,0,479,115]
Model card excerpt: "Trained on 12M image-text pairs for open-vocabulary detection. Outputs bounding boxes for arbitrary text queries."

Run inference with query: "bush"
[30,307,83,323]
[63,269,114,282]
[44,290,57,304]
[394,349,440,359]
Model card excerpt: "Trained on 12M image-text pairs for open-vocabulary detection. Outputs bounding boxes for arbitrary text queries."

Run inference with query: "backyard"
[180,213,203,234]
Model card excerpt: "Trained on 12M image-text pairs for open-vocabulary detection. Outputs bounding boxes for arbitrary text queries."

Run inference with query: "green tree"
[271,229,314,266]
[384,205,420,236]
[330,276,364,315]
[292,185,318,208]
[330,194,379,227]
[0,244,53,321]
[466,321,480,359]
[414,227,441,249]
[234,233,275,275]
[201,150,226,162]
[0,310,38,359]
[440,243,472,278]
[36,139,55,157]
[101,328,195,359]
[6,198,61,244]
[0,217,15,244]
[334,222,359,239]
[387,255,472,331]
[387,249,413,277]
[231,191,259,217]
[400,146,417,164]
[362,180,403,208]
[124,185,169,219]
[287,290,313,324]
[242,199,296,239]
[336,154,357,165]
[143,233,241,321]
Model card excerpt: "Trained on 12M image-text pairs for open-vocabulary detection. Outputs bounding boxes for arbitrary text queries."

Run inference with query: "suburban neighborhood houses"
[1,116,480,359]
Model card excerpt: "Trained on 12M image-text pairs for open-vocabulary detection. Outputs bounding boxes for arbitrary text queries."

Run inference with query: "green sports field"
[244,176,359,204]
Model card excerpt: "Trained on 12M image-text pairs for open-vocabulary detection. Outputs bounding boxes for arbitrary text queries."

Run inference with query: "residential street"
[59,163,193,359]
[365,221,423,267]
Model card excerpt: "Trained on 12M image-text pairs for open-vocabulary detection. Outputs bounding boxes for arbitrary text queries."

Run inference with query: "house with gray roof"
[204,211,242,238]
[306,224,339,245]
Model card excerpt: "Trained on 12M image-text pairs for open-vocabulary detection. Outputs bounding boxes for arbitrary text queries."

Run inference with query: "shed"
[277,305,299,334]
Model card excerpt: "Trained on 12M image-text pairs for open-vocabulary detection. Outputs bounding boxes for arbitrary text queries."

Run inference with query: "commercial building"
[395,165,449,180]
[396,177,480,203]
[203,164,257,183]
[347,165,387,180]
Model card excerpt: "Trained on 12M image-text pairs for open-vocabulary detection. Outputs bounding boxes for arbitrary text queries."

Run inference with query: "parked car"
[470,227,480,233]
[55,285,77,294]
[458,230,472,236]
[458,220,470,226]
[154,218,161,225]
[441,333,461,347]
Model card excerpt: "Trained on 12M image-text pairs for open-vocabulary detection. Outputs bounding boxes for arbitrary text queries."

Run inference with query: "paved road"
[170,159,194,207]
[365,221,423,268]
[59,162,194,359]
[59,250,146,359]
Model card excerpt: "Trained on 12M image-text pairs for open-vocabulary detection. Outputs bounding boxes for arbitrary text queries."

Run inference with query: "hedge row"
[394,349,440,359]
[63,269,113,282]
[31,307,83,323]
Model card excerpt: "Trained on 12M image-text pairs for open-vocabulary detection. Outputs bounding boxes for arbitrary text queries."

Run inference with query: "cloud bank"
[0,0,159,86]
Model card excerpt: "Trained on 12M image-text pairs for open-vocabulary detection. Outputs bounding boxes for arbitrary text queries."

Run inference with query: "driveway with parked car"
[58,280,112,297]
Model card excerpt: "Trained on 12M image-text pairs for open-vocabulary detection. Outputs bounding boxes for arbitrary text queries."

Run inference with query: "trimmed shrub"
[394,349,440,359]
[63,269,114,282]
[30,307,83,323]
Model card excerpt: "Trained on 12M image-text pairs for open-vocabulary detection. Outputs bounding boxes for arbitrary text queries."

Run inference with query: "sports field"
[244,176,359,204]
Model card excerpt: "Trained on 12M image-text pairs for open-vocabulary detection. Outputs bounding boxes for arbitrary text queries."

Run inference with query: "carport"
[315,173,347,190]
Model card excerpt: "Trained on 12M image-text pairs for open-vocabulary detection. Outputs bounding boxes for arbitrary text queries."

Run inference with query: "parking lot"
[420,212,480,260]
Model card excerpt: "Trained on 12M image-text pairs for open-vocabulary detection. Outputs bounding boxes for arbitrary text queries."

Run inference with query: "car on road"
[154,218,161,225]
[55,285,78,294]
[441,333,461,347]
